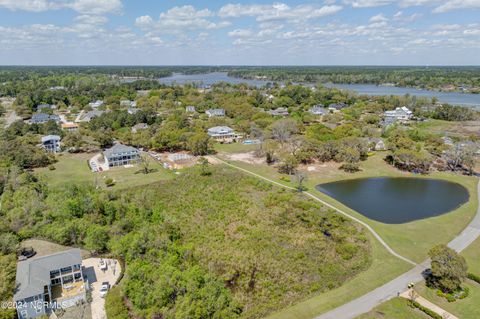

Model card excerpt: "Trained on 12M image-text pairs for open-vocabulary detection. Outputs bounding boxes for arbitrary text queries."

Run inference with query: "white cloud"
[228,29,253,38]
[218,3,342,21]
[343,0,480,12]
[136,5,230,33]
[433,0,480,13]
[0,0,122,14]
[369,13,388,23]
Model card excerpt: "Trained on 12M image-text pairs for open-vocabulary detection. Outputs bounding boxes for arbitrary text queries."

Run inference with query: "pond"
[316,177,469,224]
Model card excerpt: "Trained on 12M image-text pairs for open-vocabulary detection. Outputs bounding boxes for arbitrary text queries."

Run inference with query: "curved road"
[214,157,480,319]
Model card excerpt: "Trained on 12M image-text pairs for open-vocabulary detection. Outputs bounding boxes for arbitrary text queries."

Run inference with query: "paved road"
[214,157,480,319]
[315,179,480,319]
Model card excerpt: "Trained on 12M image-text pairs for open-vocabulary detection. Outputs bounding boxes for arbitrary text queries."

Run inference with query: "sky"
[0,0,479,65]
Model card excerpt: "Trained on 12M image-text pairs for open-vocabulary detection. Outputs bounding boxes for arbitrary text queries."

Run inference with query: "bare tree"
[139,153,152,174]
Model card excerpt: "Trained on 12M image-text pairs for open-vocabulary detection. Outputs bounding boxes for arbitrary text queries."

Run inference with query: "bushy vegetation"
[427,245,468,293]
[0,165,370,318]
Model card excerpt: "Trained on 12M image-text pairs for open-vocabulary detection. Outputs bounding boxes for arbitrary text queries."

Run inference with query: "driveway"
[82,258,122,319]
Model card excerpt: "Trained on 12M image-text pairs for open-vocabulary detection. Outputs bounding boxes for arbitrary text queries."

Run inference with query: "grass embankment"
[214,142,258,153]
[35,152,175,189]
[218,152,478,264]
[356,297,430,319]
[462,236,480,276]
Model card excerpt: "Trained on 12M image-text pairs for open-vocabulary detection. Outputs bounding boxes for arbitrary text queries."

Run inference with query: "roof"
[207,126,234,134]
[14,249,82,301]
[41,135,61,143]
[206,108,225,116]
[31,113,60,122]
[104,143,139,157]
[62,122,79,128]
[132,123,148,129]
[82,110,104,121]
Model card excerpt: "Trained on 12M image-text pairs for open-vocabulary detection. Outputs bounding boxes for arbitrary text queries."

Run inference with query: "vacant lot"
[35,152,175,189]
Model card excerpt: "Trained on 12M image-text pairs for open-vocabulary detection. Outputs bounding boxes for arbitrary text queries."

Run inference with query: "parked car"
[18,247,36,260]
[99,259,107,271]
[99,282,110,298]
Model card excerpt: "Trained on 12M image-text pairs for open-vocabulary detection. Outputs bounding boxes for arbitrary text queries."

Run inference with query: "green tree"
[428,245,467,293]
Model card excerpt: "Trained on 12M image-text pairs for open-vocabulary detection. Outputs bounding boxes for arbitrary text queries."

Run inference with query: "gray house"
[186,106,196,113]
[14,249,86,319]
[268,107,289,117]
[205,108,225,117]
[104,143,140,167]
[41,135,61,153]
[207,126,236,143]
[77,110,104,123]
[30,113,61,124]
[309,105,328,116]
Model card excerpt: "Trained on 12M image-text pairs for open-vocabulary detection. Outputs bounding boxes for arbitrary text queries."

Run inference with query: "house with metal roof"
[30,113,61,124]
[384,106,413,122]
[205,108,225,117]
[77,110,104,123]
[207,126,236,143]
[131,123,148,133]
[41,135,61,153]
[14,249,86,319]
[103,143,140,167]
[328,102,348,111]
[88,100,104,109]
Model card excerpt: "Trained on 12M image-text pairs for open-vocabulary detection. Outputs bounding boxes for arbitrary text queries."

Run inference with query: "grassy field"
[462,236,480,276]
[266,232,411,319]
[356,297,430,319]
[218,153,479,264]
[35,152,175,189]
[415,281,480,318]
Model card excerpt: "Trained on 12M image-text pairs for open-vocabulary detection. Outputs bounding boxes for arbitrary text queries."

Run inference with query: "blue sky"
[0,0,479,65]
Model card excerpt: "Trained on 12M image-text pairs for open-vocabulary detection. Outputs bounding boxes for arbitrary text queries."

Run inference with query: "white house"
[41,135,61,153]
[88,100,104,109]
[384,106,413,122]
[207,126,236,143]
[309,105,328,116]
[206,109,225,117]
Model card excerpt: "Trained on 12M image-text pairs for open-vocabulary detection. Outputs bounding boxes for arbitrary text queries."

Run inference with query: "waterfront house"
[30,113,61,124]
[41,135,61,153]
[103,143,140,167]
[14,249,86,319]
[206,109,225,117]
[268,107,289,117]
[207,126,236,143]
[384,106,413,122]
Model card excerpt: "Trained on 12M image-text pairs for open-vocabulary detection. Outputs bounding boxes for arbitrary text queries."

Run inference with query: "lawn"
[35,152,175,190]
[213,142,259,153]
[462,236,480,276]
[415,281,480,318]
[217,153,479,264]
[356,297,430,319]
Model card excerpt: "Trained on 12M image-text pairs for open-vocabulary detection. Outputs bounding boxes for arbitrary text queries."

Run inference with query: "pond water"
[157,72,480,108]
[316,177,469,224]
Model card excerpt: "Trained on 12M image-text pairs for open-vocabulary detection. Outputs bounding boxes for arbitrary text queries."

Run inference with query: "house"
[207,126,236,143]
[127,107,140,115]
[14,249,86,319]
[268,107,289,116]
[30,113,61,124]
[309,105,328,116]
[61,122,79,132]
[205,109,225,117]
[88,100,104,109]
[77,110,104,123]
[132,123,148,133]
[103,143,140,167]
[186,106,196,113]
[120,100,137,108]
[368,138,387,151]
[328,102,348,111]
[41,135,61,153]
[384,106,413,122]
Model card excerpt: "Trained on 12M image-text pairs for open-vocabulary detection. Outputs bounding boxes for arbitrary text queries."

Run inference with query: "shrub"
[48,165,56,170]
[408,300,443,319]
[467,273,480,284]
[105,286,129,319]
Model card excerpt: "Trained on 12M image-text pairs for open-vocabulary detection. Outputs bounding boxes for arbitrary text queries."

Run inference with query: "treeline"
[227,66,480,92]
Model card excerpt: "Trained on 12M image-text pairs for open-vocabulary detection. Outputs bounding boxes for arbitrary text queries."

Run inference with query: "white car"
[99,259,107,271]
[99,282,110,298]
